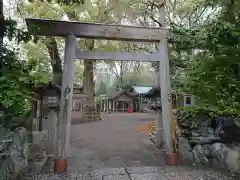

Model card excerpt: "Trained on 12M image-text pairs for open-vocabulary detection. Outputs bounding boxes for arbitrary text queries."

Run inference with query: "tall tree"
[179,0,240,114]
[0,0,39,122]
[20,0,135,117]
[20,1,65,85]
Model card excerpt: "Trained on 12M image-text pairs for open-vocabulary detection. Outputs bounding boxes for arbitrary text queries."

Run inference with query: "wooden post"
[156,107,163,147]
[116,101,118,112]
[39,98,43,131]
[54,34,76,172]
[48,110,58,155]
[100,98,102,112]
[159,3,176,165]
[35,100,40,131]
[106,97,108,112]
[103,98,105,112]
[102,98,104,112]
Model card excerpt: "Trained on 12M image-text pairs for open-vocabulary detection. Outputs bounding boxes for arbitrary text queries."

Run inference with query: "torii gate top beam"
[26,18,167,42]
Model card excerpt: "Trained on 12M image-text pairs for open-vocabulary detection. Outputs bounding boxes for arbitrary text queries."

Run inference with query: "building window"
[185,96,191,105]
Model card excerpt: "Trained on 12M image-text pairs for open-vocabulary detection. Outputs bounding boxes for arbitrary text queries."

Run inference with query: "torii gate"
[26,4,175,172]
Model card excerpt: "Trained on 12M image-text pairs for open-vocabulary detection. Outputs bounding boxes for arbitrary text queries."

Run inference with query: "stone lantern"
[35,82,61,155]
[41,82,61,111]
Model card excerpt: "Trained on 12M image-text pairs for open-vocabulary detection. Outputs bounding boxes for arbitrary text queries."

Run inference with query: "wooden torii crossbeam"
[26,18,167,41]
[26,9,174,171]
[75,51,160,62]
[26,18,167,62]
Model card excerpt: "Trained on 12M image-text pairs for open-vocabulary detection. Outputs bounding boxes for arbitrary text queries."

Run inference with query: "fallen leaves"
[137,120,156,133]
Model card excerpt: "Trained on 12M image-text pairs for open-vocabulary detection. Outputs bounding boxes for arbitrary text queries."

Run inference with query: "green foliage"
[176,105,240,127]
[169,0,240,115]
[28,0,85,5]
[0,0,85,129]
[182,19,240,110]
[96,81,108,96]
[4,19,31,43]
[24,41,52,84]
[1,18,45,127]
[177,106,213,126]
[0,45,33,115]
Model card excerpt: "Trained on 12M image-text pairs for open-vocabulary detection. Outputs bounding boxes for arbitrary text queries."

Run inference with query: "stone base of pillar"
[54,159,67,172]
[164,152,181,166]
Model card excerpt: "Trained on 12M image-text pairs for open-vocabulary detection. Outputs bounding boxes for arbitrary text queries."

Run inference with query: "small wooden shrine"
[144,86,183,109]
[109,90,135,112]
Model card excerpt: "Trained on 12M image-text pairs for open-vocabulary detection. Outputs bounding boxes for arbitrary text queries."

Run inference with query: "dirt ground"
[68,113,165,172]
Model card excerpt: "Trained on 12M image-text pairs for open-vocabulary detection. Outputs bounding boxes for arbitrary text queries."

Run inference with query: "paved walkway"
[68,113,164,172]
[29,166,237,179]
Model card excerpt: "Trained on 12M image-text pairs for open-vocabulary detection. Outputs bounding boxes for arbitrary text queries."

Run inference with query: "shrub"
[176,105,239,128]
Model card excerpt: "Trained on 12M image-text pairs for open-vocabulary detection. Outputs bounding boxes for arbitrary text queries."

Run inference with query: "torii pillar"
[158,2,179,165]
[54,34,76,172]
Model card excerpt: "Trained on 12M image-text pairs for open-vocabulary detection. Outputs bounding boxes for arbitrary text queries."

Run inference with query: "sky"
[3,0,13,17]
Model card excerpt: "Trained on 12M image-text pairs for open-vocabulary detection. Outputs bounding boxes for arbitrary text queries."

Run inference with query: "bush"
[176,106,239,128]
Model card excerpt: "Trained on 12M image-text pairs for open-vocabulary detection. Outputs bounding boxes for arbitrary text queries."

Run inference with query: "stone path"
[68,113,164,172]
[28,166,237,180]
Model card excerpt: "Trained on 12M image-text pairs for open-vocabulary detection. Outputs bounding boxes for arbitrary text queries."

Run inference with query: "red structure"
[127,108,133,113]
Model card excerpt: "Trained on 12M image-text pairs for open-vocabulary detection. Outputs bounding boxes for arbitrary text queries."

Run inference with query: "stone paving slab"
[103,174,130,180]
[130,173,169,180]
[126,166,195,174]
[89,167,126,176]
[27,166,238,180]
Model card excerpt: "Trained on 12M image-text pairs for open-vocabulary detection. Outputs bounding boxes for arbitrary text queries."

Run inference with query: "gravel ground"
[28,166,238,180]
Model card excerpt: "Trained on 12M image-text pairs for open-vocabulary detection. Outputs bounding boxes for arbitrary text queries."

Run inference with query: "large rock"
[28,144,47,174]
[211,143,240,174]
[176,116,240,175]
[0,127,30,180]
[28,131,48,174]
[31,131,48,150]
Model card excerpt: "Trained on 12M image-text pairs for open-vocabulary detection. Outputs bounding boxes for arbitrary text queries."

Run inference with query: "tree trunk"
[83,39,95,97]
[81,38,100,121]
[120,61,123,90]
[82,59,99,121]
[44,37,62,85]
[83,60,94,102]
